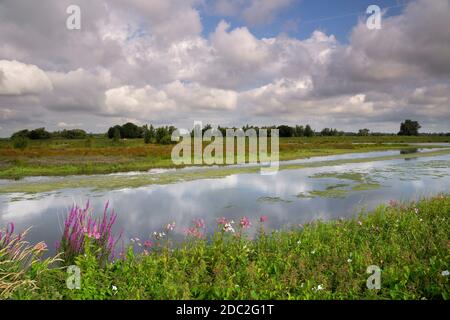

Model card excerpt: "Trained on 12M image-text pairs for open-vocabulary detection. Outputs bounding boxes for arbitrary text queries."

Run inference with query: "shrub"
[12,136,29,150]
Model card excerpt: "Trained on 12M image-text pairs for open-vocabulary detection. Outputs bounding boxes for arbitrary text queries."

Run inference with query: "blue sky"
[0,0,449,135]
[202,0,410,42]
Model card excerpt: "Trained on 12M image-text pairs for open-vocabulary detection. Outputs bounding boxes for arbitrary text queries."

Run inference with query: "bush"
[12,136,29,150]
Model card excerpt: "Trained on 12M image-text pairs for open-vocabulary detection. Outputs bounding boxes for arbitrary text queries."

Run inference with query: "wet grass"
[5,194,450,300]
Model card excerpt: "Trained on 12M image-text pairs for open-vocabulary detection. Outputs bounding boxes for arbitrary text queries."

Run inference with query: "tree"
[107,125,122,139]
[144,125,155,144]
[398,120,421,136]
[121,122,143,139]
[294,125,304,137]
[60,129,87,139]
[277,125,294,137]
[27,128,51,140]
[304,124,314,137]
[112,127,121,142]
[358,129,370,136]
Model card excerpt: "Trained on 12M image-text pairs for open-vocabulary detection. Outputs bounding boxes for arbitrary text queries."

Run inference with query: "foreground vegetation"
[0,135,449,179]
[1,195,449,300]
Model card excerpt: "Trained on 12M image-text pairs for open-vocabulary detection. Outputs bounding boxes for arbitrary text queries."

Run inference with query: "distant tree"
[112,127,121,142]
[144,125,155,144]
[294,125,304,137]
[12,136,29,150]
[11,129,29,139]
[358,128,370,136]
[398,120,421,136]
[60,129,87,139]
[277,125,294,137]
[107,125,122,139]
[27,128,51,140]
[304,124,314,137]
[121,122,143,139]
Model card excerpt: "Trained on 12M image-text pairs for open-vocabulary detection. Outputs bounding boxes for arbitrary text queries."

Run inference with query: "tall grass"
[0,223,58,299]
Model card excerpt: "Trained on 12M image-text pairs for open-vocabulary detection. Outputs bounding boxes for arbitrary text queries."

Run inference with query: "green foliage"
[11,128,51,140]
[7,195,450,300]
[12,136,29,150]
[144,125,155,144]
[59,129,87,139]
[112,127,121,143]
[358,129,370,136]
[304,124,314,137]
[399,120,421,136]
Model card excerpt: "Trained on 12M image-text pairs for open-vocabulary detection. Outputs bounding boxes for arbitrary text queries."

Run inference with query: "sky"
[0,0,449,136]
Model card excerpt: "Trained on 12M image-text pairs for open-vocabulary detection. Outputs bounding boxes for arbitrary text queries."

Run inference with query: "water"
[0,150,449,254]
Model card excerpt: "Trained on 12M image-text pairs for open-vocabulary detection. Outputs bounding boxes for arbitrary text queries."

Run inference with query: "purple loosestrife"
[59,201,122,266]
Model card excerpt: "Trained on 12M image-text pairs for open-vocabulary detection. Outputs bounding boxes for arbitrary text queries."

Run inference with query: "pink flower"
[259,215,268,223]
[185,227,204,239]
[193,218,205,229]
[240,217,251,229]
[143,240,153,248]
[165,222,176,231]
[217,217,228,225]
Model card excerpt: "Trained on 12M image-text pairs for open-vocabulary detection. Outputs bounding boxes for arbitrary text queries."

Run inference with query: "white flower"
[442,270,450,277]
[414,208,419,214]
[347,258,352,263]
[311,250,316,254]
[224,221,235,233]
[313,284,324,291]
[297,240,301,245]
[112,285,118,295]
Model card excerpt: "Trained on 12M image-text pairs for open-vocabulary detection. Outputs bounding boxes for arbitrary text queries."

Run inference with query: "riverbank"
[2,194,449,300]
[1,147,449,194]
[0,136,449,179]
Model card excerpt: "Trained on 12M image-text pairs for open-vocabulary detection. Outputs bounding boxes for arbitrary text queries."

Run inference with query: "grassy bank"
[3,195,449,300]
[1,148,449,194]
[0,136,449,179]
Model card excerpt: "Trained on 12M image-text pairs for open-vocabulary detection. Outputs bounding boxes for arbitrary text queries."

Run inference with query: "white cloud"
[0,60,52,95]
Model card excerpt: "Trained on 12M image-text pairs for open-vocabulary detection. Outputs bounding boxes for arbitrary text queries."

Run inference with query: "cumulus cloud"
[0,60,52,95]
[0,0,449,135]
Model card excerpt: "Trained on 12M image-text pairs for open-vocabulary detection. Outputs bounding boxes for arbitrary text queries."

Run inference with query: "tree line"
[9,119,448,146]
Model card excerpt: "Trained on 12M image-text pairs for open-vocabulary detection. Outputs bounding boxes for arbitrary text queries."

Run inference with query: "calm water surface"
[0,149,449,254]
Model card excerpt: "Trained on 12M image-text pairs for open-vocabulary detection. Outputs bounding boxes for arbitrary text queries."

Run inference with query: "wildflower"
[153,231,166,240]
[193,218,205,229]
[313,284,324,291]
[112,285,118,295]
[311,250,316,254]
[259,215,268,223]
[143,240,153,248]
[240,217,251,229]
[297,240,301,245]
[358,221,363,226]
[165,222,176,232]
[347,258,352,263]
[185,227,204,239]
[414,208,419,214]
[442,270,450,277]
[224,221,235,233]
[217,217,228,225]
